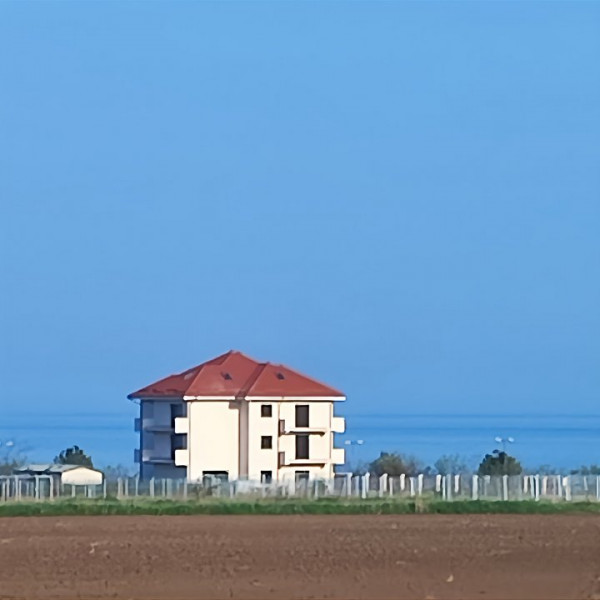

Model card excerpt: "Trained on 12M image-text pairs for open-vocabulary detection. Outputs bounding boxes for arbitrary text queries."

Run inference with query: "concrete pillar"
[472,474,479,500]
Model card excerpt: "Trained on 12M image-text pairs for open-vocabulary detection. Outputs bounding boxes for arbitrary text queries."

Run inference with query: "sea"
[1,411,599,473]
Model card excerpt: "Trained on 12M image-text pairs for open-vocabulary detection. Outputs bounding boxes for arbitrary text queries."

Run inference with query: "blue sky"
[1,2,599,463]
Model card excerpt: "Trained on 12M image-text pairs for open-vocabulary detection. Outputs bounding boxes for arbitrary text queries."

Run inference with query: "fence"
[2,473,600,502]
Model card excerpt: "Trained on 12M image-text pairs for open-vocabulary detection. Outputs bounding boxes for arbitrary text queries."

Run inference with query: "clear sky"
[1,1,599,452]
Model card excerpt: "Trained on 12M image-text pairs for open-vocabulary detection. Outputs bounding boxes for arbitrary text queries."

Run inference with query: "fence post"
[502,475,508,501]
[541,476,548,498]
[389,476,394,497]
[441,475,447,500]
[534,475,540,501]
[417,474,424,496]
[472,474,478,500]
[597,476,600,501]
[454,474,460,495]
[409,477,415,497]
[378,474,387,498]
[361,474,367,499]
[564,476,572,502]
[399,474,406,492]
[103,479,107,499]
[346,473,352,498]
[435,474,442,494]
[583,476,589,498]
[117,478,123,499]
[557,475,563,499]
[523,476,529,495]
[150,478,155,498]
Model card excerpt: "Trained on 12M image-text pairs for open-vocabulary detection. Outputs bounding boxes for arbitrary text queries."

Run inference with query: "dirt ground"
[1,514,599,600]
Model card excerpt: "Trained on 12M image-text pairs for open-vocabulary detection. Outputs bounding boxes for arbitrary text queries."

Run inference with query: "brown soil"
[1,514,599,599]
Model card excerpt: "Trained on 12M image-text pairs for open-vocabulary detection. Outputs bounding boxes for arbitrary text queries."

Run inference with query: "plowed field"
[1,514,599,599]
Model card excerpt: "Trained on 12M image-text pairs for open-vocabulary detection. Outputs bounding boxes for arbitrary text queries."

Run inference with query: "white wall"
[167,398,344,482]
[61,468,103,486]
[247,402,279,481]
[187,400,240,481]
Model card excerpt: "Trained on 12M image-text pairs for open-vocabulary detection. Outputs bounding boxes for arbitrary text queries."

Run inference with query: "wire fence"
[2,473,600,502]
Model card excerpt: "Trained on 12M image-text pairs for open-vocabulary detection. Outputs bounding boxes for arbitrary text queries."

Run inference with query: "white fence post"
[409,477,415,497]
[379,474,387,498]
[502,475,509,501]
[541,476,548,498]
[435,474,442,493]
[472,474,478,501]
[534,475,540,501]
[399,474,406,492]
[564,476,572,502]
[346,473,352,498]
[417,474,424,496]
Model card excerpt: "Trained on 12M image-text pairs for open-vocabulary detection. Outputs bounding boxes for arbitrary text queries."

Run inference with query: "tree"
[369,452,423,477]
[434,454,470,475]
[478,450,522,476]
[54,445,94,468]
[102,464,134,481]
[570,465,600,475]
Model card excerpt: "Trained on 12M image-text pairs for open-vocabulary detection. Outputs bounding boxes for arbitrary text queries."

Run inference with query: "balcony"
[137,419,174,433]
[174,449,188,467]
[278,419,327,435]
[278,452,329,467]
[332,416,345,434]
[332,447,345,465]
[141,449,174,464]
[174,417,189,435]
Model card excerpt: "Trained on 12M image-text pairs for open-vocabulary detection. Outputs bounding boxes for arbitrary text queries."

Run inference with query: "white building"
[14,464,104,486]
[129,350,346,482]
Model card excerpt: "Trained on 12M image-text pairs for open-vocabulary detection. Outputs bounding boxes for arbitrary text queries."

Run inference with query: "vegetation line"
[2,498,600,517]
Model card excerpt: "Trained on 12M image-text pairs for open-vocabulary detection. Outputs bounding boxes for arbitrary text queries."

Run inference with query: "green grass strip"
[2,498,600,517]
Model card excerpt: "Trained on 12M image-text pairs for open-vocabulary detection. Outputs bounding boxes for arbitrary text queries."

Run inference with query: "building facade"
[129,351,346,482]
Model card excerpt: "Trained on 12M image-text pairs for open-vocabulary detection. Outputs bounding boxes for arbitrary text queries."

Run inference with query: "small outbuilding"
[14,464,104,486]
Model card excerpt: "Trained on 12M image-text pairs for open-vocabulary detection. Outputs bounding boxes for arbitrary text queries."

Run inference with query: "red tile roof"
[128,351,345,400]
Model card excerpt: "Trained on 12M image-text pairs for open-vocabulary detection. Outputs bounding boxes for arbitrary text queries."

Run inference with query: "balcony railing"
[174,417,189,435]
[332,416,345,434]
[174,449,188,467]
[332,447,345,465]
[136,418,174,433]
[141,449,174,464]
[278,452,330,467]
[278,420,327,435]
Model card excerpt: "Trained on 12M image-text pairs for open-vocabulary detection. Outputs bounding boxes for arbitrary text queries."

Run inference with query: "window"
[295,404,309,427]
[295,434,309,459]
[261,471,273,484]
[261,404,272,418]
[261,435,273,449]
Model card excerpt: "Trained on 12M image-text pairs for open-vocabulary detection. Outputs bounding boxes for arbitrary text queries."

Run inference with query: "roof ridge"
[237,361,269,399]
